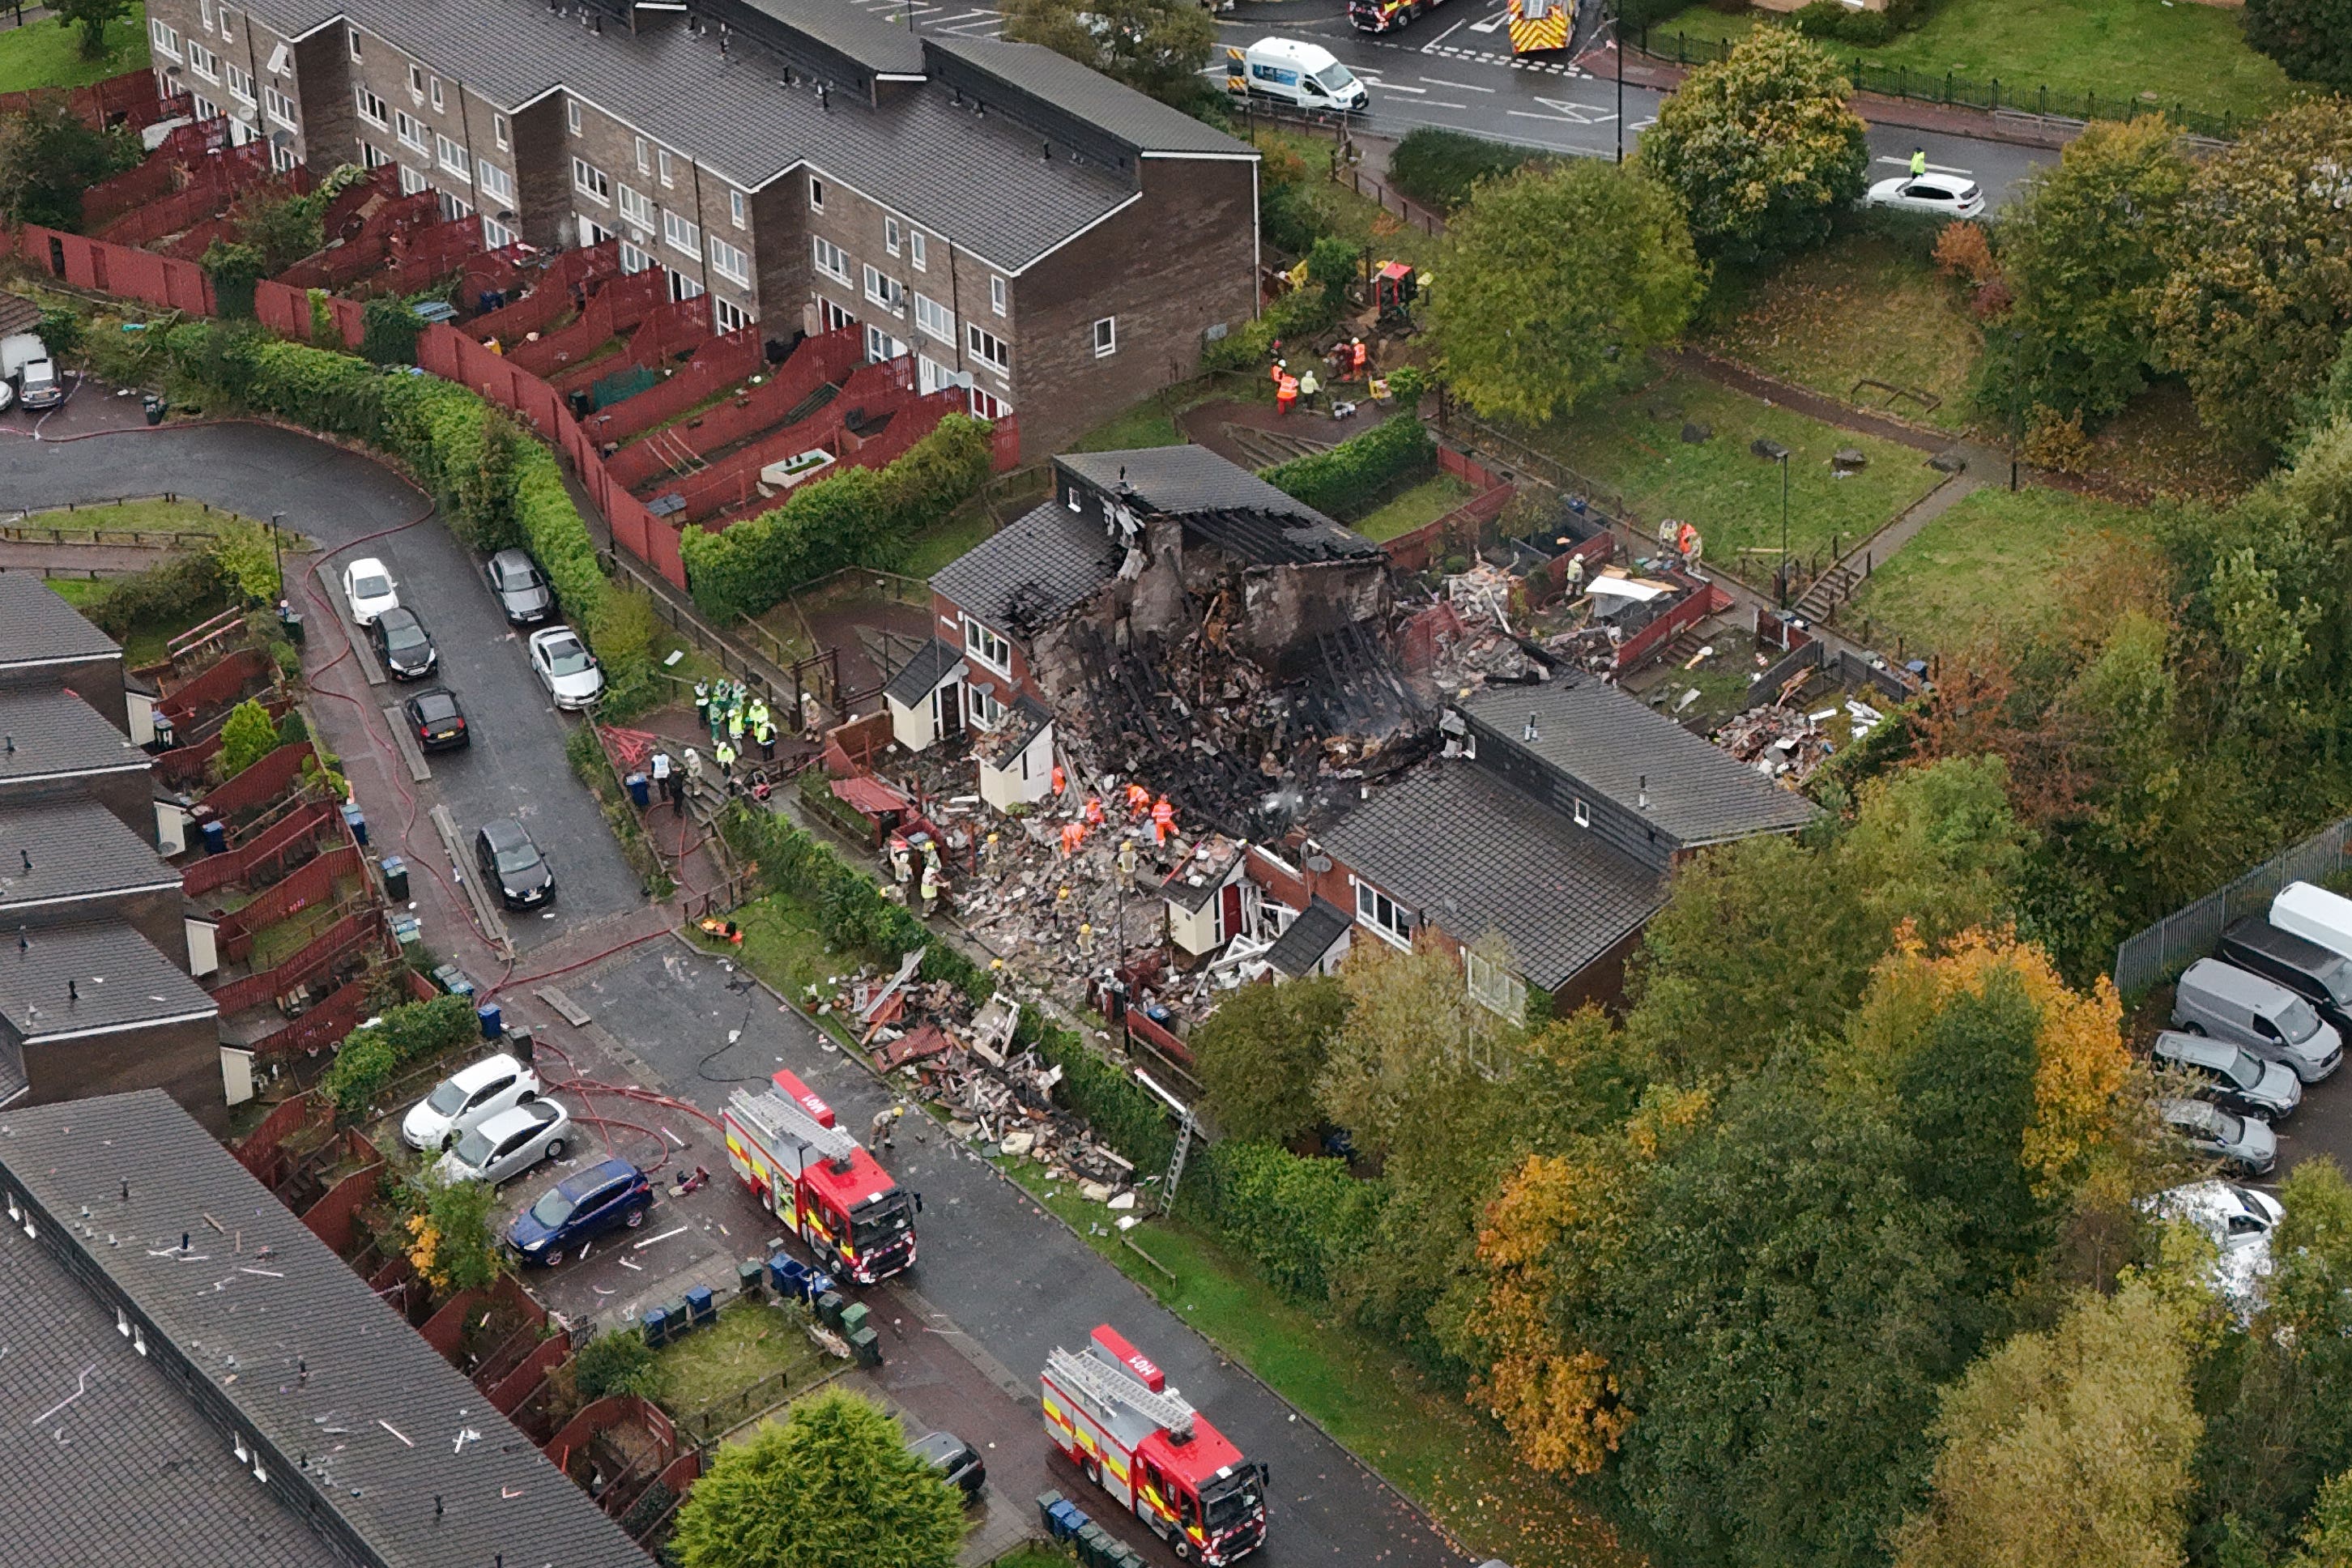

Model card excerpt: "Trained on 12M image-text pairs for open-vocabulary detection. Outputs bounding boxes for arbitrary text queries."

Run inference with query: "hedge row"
[1387,127,1555,215]
[679,415,996,623]
[320,993,479,1118]
[1183,1139,1388,1302]
[1016,1008,1178,1177]
[1259,412,1436,522]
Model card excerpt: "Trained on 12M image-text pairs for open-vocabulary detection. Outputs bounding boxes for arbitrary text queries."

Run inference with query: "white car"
[1864,171,1985,220]
[527,624,604,710]
[2142,1180,2283,1315]
[341,556,401,626]
[436,1098,573,1187]
[401,1052,543,1152]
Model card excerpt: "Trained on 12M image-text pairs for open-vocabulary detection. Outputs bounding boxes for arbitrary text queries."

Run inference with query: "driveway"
[0,421,644,952]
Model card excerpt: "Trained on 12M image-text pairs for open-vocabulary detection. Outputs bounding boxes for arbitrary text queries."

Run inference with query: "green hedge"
[1018,1008,1178,1176]
[1259,412,1435,522]
[319,993,479,1118]
[1387,128,1554,215]
[1184,1140,1388,1302]
[679,415,996,623]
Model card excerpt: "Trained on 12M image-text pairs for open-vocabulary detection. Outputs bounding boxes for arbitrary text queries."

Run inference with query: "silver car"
[2159,1097,2277,1177]
[435,1099,572,1187]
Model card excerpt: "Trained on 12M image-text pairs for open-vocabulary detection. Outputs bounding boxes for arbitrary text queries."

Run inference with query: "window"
[962,616,1011,675]
[493,113,509,149]
[619,238,650,274]
[967,683,1006,729]
[347,28,361,60]
[264,84,297,127]
[1572,798,1590,828]
[186,40,217,79]
[483,215,515,249]
[437,134,471,180]
[884,216,901,256]
[617,183,653,231]
[429,77,443,110]
[407,63,423,97]
[820,298,854,334]
[1464,950,1527,1024]
[270,140,296,174]
[192,93,216,120]
[150,19,180,57]
[1092,317,1116,359]
[713,296,752,334]
[360,139,390,169]
[969,386,1012,420]
[658,149,675,188]
[668,268,705,303]
[808,176,824,211]
[912,292,953,346]
[812,235,850,284]
[918,355,971,396]
[566,97,581,134]
[394,109,428,151]
[966,324,1008,373]
[437,189,471,223]
[708,236,749,286]
[267,40,288,74]
[1355,881,1412,948]
[633,135,649,173]
[990,275,1007,316]
[225,63,254,104]
[729,189,746,228]
[577,212,614,245]
[863,265,903,313]
[219,6,235,40]
[865,325,906,364]
[476,161,513,207]
[199,0,212,28]
[908,231,927,271]
[355,85,387,126]
[572,157,610,203]
[398,163,427,197]
[664,210,701,257]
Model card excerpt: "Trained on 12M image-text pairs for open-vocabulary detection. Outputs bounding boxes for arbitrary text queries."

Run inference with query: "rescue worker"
[1055,884,1073,927]
[714,738,739,790]
[1152,795,1175,846]
[1910,146,1928,177]
[871,1104,903,1151]
[754,709,776,762]
[683,746,704,793]
[1060,820,1086,859]
[1300,368,1320,412]
[1116,836,1138,890]
[1083,795,1106,830]
[726,701,746,752]
[1564,553,1587,595]
[650,748,674,814]
[692,680,710,732]
[1126,782,1153,818]
[889,835,914,889]
[707,688,726,744]
[920,860,944,917]
[801,690,821,740]
[1276,372,1298,418]
[1077,921,1097,960]
[921,837,941,874]
[1352,337,1369,381]
[748,695,770,739]
[983,830,1003,879]
[1051,762,1067,798]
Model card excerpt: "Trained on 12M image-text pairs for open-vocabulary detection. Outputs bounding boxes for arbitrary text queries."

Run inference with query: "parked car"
[907,1430,986,1503]
[484,548,555,626]
[1864,171,1985,219]
[2158,1097,2277,1177]
[436,1098,573,1187]
[340,556,400,626]
[371,605,437,679]
[2221,915,2352,1036]
[507,1158,653,1264]
[2174,958,2344,1083]
[474,816,554,909]
[2149,1029,2302,1122]
[2141,1181,2283,1314]
[0,331,62,411]
[526,624,603,710]
[401,1052,542,1152]
[2271,880,2352,965]
[403,687,471,752]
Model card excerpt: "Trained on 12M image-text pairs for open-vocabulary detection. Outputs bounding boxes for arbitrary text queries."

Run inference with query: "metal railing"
[2114,818,2352,996]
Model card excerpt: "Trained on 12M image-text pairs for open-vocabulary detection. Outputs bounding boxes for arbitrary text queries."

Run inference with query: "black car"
[403,687,470,752]
[908,1430,985,1503]
[485,548,554,626]
[474,817,554,909]
[2150,1029,2303,1121]
[372,606,437,680]
[2220,916,2352,1036]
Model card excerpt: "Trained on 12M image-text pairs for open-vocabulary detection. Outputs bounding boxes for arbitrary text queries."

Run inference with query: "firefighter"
[1565,553,1587,594]
[1116,836,1138,890]
[889,835,914,889]
[1055,884,1072,927]
[714,739,739,790]
[1152,795,1175,846]
[683,746,704,795]
[1300,367,1320,412]
[726,701,746,751]
[871,1104,903,1151]
[1077,921,1096,960]
[920,860,944,916]
[1083,795,1105,830]
[983,830,1003,879]
[801,689,821,740]
[1125,782,1153,818]
[754,709,776,761]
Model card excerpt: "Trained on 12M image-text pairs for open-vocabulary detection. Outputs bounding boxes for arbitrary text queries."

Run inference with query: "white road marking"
[1469,14,1507,30]
[1380,81,1430,92]
[1419,75,1494,90]
[1431,15,1471,40]
[1874,156,1972,175]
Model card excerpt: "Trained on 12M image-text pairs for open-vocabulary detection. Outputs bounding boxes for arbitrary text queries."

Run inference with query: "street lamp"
[269,511,284,603]
[1753,439,1792,607]
[1613,0,1625,166]
[2009,329,2024,492]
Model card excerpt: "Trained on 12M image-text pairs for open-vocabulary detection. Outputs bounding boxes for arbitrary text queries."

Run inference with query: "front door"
[935,680,964,739]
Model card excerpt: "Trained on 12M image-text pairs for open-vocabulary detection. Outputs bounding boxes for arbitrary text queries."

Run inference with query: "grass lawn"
[1646,0,2290,126]
[1843,482,2150,655]
[15,496,300,542]
[899,505,995,578]
[722,887,890,1029]
[991,1549,1075,1568]
[1523,364,1943,577]
[1703,236,1983,434]
[1353,471,1476,542]
[0,9,147,94]
[652,1297,833,1421]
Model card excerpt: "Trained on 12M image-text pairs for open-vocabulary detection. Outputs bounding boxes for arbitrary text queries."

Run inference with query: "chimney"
[67,978,78,1002]
[1638,774,1648,811]
[17,849,28,872]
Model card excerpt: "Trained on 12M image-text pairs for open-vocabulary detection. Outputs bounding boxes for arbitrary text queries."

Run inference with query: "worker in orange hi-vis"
[1125,782,1153,818]
[1083,795,1106,829]
[1051,763,1067,797]
[1352,338,1369,380]
[1276,373,1298,417]
[1152,795,1175,846]
[1060,820,1086,859]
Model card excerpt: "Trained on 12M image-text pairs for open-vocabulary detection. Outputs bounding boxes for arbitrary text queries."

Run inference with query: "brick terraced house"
[138,0,1261,454]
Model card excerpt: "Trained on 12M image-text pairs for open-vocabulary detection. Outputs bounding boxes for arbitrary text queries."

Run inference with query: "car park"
[908,1430,986,1502]
[437,1099,572,1186]
[403,687,471,751]
[341,556,400,626]
[475,817,554,909]
[2271,880,2352,965]
[2149,1029,2302,1122]
[1863,172,1986,219]
[526,624,604,710]
[371,605,438,679]
[2141,1181,2283,1313]
[2172,958,2343,1083]
[2158,1097,2277,1177]
[2220,915,2352,1036]
[484,548,555,626]
[507,1158,653,1263]
[401,1052,542,1152]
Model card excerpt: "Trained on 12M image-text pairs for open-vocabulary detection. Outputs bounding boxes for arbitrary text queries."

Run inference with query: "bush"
[1020,1008,1177,1174]
[78,552,219,638]
[573,1330,664,1401]
[1259,412,1435,520]
[1185,1140,1387,1302]
[216,699,278,779]
[201,240,266,321]
[360,295,422,365]
[1387,127,1551,214]
[1257,136,1331,255]
[318,992,478,1119]
[1790,1,1894,44]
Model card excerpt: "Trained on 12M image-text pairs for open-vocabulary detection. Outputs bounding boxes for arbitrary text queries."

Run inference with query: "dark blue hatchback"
[508,1158,652,1264]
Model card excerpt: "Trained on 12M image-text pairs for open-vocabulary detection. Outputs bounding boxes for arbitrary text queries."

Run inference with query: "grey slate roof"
[1267,894,1349,978]
[1466,676,1819,846]
[0,688,151,784]
[0,1090,652,1568]
[1318,761,1666,991]
[924,36,1258,156]
[884,637,965,707]
[1058,445,1379,567]
[0,922,215,1042]
[932,500,1121,636]
[0,798,179,912]
[0,572,121,671]
[1161,837,1244,914]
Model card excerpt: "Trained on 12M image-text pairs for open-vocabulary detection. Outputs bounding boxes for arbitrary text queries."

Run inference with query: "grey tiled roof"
[0,572,121,670]
[1466,676,1819,847]
[0,798,180,911]
[1267,894,1348,978]
[1161,837,1243,914]
[884,637,965,707]
[924,36,1256,156]
[1317,761,1666,991]
[932,500,1120,636]
[1058,445,1378,566]
[0,688,150,784]
[0,1090,653,1568]
[0,922,215,1042]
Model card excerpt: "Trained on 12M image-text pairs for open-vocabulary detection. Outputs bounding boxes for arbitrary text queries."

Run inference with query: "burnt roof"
[1465,676,1819,847]
[0,1091,653,1568]
[1318,761,1666,991]
[0,688,149,784]
[931,500,1120,637]
[1055,445,1379,567]
[0,573,121,671]
[1266,894,1349,978]
[0,798,179,910]
[0,922,215,1043]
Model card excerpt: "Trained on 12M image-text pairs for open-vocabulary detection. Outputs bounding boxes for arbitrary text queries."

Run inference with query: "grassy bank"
[0,8,148,93]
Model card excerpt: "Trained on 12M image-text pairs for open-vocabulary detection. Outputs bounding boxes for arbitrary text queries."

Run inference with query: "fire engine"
[1507,0,1574,53]
[1042,1326,1271,1565]
[722,1070,918,1285]
[1349,0,1451,32]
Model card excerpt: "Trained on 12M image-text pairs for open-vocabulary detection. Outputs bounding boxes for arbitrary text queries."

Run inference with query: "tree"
[2155,100,2352,453]
[668,1387,965,1568]
[1892,1282,2204,1568]
[1996,117,2192,422]
[217,698,279,779]
[0,100,141,231]
[1634,28,1868,265]
[1430,160,1702,425]
[999,0,1214,105]
[53,0,131,59]
[572,1330,664,1402]
[2292,1472,2352,1567]
[1191,974,1348,1144]
[2248,0,2352,92]
[400,1171,505,1296]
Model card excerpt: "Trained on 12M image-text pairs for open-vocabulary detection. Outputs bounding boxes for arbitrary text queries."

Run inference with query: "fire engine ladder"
[728,1087,864,1170]
[1048,1347,1196,1442]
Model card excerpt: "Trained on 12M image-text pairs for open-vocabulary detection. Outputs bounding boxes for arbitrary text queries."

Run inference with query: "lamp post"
[1753,439,1792,607]
[1613,0,1625,166]
[2009,329,2023,492]
[269,511,284,603]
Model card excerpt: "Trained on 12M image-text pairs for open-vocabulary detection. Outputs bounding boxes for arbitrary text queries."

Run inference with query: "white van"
[1236,38,1370,113]
[0,333,59,411]
[2271,880,2352,964]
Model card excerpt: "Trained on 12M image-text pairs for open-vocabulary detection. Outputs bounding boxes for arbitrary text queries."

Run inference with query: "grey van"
[2174,958,2344,1084]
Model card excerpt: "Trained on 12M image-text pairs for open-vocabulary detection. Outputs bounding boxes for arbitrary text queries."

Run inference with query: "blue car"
[507,1158,653,1264]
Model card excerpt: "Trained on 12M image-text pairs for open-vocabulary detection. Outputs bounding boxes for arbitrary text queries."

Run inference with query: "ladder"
[1048,1346,1196,1442]
[728,1087,863,1171]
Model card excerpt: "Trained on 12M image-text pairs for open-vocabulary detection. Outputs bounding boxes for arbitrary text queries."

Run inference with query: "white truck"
[0,333,62,411]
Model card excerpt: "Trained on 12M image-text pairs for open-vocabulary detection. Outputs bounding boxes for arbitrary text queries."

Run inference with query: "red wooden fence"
[579,326,763,447]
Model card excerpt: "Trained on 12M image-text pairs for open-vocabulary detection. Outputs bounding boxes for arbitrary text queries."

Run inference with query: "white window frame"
[1572,798,1590,828]
[617,182,654,232]
[429,77,443,111]
[397,162,427,197]
[713,295,752,334]
[270,140,296,173]
[1093,317,1116,359]
[572,156,611,204]
[865,324,906,364]
[476,161,513,207]
[990,275,1007,317]
[966,323,1008,373]
[1355,880,1413,948]
[407,63,423,98]
[483,215,516,249]
[669,267,705,302]
[663,210,701,258]
[820,298,855,334]
[729,189,747,229]
[360,139,390,169]
[863,265,903,313]
[908,232,927,271]
[437,134,471,181]
[186,39,217,81]
[969,386,1012,421]
[566,97,582,134]
[263,84,296,128]
[659,149,675,188]
[966,682,1007,730]
[493,113,509,150]
[808,175,824,211]
[225,62,254,104]
[918,355,971,397]
[437,188,472,223]
[354,86,388,128]
[962,616,1011,677]
[1465,949,1528,1024]
[884,216,901,257]
[347,27,361,61]
[912,292,953,347]
[709,236,750,287]
[620,237,651,274]
[812,236,850,284]
[393,109,428,151]
[634,135,649,173]
[151,19,181,58]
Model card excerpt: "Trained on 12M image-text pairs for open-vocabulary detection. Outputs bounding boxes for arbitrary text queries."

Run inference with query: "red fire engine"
[722,1070,918,1285]
[1042,1326,1271,1564]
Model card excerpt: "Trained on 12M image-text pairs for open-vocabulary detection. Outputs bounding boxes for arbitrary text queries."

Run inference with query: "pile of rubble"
[1714,697,1884,783]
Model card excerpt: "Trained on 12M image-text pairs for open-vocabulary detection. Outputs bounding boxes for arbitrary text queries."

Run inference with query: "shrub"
[2022,405,2097,474]
[400,1169,504,1294]
[1791,1,1894,44]
[207,519,281,605]
[216,699,278,779]
[1387,127,1550,214]
[1256,136,1330,256]
[201,240,266,321]
[319,992,478,1119]
[1259,411,1435,520]
[360,295,421,365]
[1932,220,1998,287]
[79,552,219,638]
[573,1330,665,1401]
[1185,1140,1387,1301]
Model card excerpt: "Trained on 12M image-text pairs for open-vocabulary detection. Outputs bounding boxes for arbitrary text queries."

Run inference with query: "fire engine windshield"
[1200,1466,1264,1531]
[852,1194,914,1249]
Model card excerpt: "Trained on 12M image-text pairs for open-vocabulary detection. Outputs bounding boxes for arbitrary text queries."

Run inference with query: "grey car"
[2173,958,2343,1084]
[2159,1097,2277,1177]
[2150,1030,2303,1122]
[484,548,554,626]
